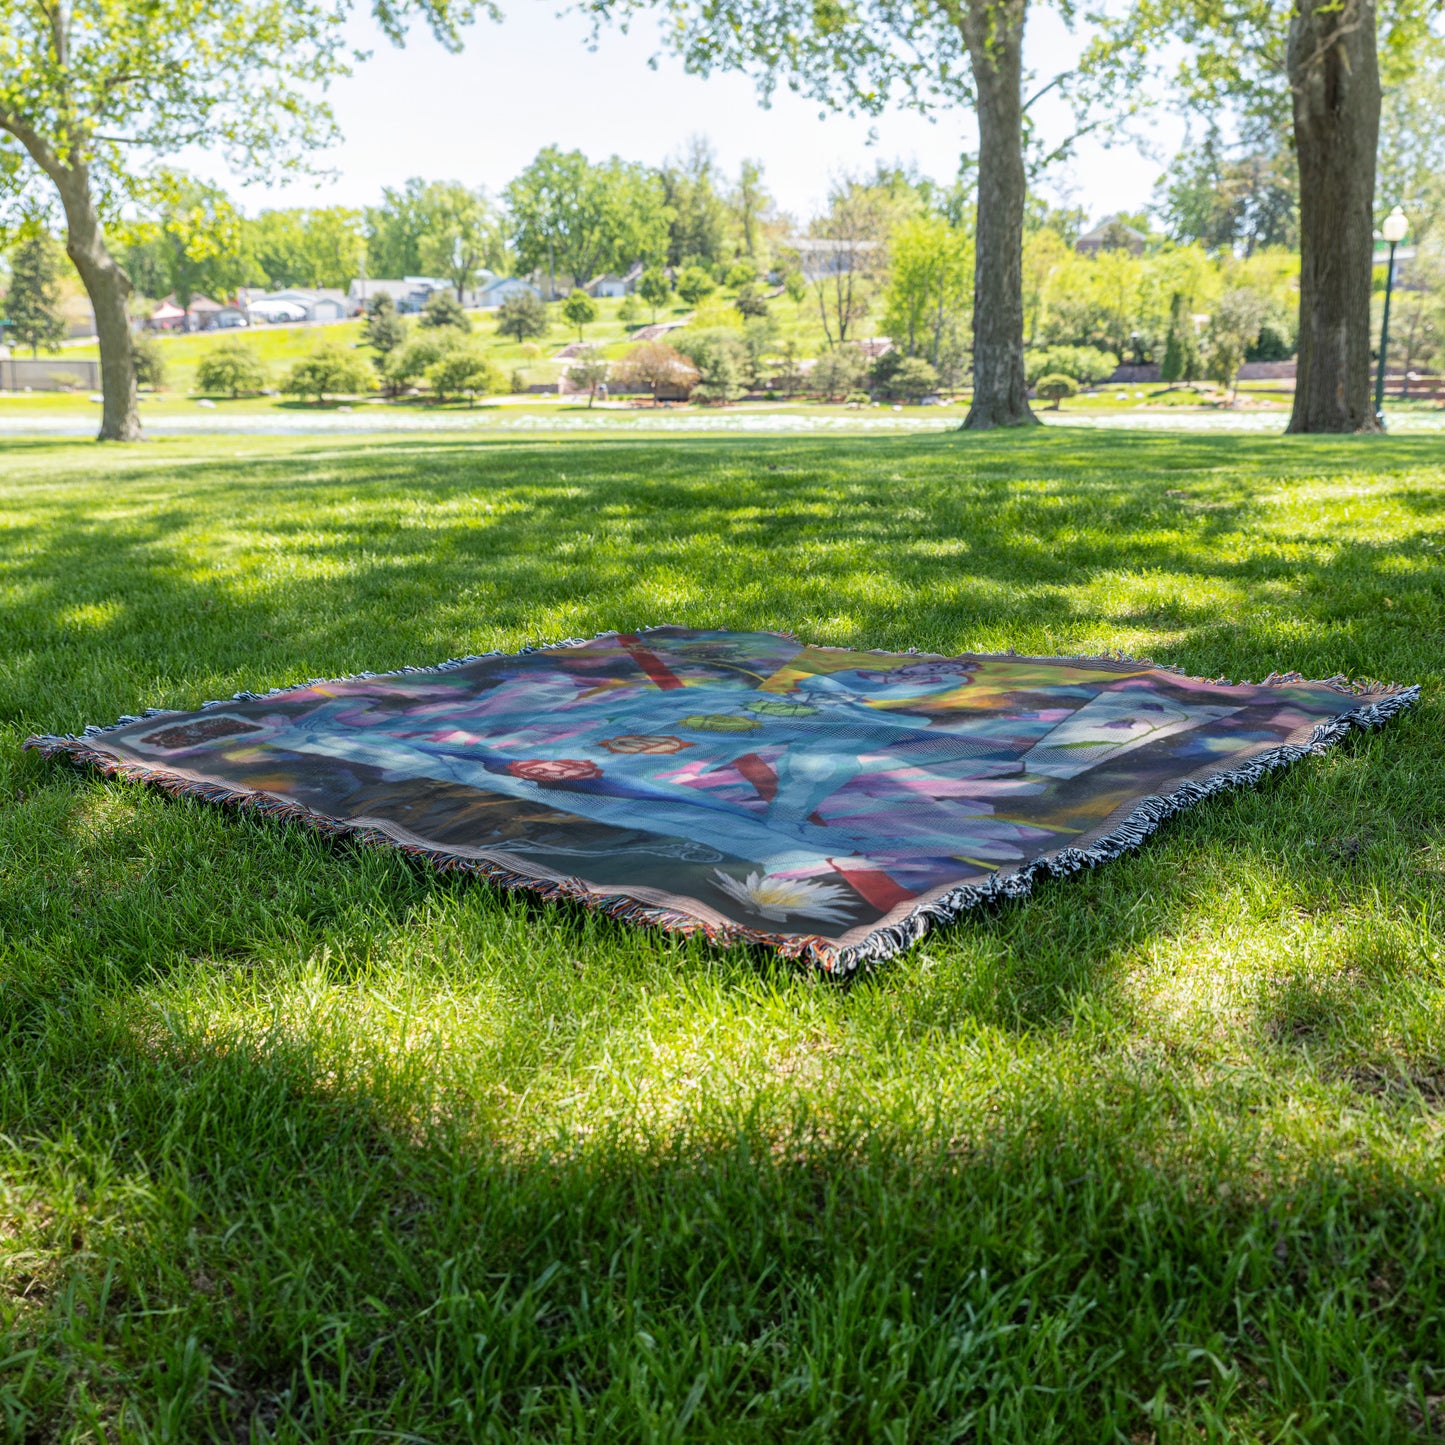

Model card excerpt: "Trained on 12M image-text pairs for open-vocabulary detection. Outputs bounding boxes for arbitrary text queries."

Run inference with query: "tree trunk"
[1286,0,1381,434]
[53,163,142,441]
[960,0,1038,431]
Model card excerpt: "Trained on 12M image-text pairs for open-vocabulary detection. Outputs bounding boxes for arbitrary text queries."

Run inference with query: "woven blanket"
[27,628,1417,972]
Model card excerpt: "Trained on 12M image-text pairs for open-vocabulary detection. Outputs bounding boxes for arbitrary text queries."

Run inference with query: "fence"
[0,357,101,392]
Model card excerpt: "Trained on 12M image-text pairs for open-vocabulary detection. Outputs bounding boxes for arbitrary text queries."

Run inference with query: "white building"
[474,277,543,310]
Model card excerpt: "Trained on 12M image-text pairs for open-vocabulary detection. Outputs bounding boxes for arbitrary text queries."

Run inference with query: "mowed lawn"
[1,430,1443,1443]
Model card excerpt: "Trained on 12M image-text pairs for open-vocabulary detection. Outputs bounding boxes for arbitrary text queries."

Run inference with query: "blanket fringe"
[22,630,1421,975]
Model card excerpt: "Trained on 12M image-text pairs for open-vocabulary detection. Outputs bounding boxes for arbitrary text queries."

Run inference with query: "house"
[212,303,249,329]
[1075,216,1147,257]
[475,277,543,310]
[784,237,881,283]
[148,295,229,332]
[585,262,644,299]
[243,287,349,322]
[347,277,449,314]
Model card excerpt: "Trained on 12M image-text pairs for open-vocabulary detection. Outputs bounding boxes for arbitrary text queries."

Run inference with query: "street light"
[1375,206,1409,428]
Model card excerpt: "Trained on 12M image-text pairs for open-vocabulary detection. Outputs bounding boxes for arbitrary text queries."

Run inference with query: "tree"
[282,344,374,404]
[420,290,471,331]
[808,178,891,346]
[1025,346,1115,386]
[362,294,408,358]
[1160,292,1202,386]
[579,0,1052,427]
[732,283,769,319]
[882,215,973,383]
[1205,288,1266,402]
[890,355,941,400]
[0,0,479,440]
[1092,0,1432,432]
[562,288,599,338]
[637,266,672,320]
[675,265,716,306]
[242,206,365,289]
[4,227,66,356]
[808,345,870,400]
[426,345,502,404]
[660,137,730,268]
[121,176,247,308]
[673,327,746,401]
[1377,48,1445,248]
[416,182,508,298]
[740,315,779,387]
[568,344,611,405]
[131,335,166,390]
[495,291,548,342]
[1154,131,1298,255]
[505,147,670,293]
[383,332,455,393]
[612,340,699,400]
[728,158,773,263]
[783,269,808,311]
[1035,373,1078,409]
[196,341,268,397]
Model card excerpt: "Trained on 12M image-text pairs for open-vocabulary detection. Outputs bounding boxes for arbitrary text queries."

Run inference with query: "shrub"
[672,328,746,402]
[420,291,470,332]
[618,293,644,329]
[1025,346,1115,387]
[725,259,758,287]
[612,341,699,398]
[808,345,870,400]
[362,296,407,357]
[1247,317,1294,362]
[732,283,769,319]
[426,346,503,404]
[675,266,716,306]
[195,341,268,397]
[131,335,167,390]
[495,291,547,343]
[509,367,528,394]
[382,333,453,393]
[282,345,373,403]
[891,356,940,401]
[1035,373,1079,409]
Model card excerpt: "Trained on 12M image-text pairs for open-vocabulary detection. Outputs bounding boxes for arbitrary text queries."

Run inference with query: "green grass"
[2,430,1444,1442]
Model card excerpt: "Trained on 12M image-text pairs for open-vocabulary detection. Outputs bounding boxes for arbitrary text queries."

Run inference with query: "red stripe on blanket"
[618,634,685,690]
[828,860,917,912]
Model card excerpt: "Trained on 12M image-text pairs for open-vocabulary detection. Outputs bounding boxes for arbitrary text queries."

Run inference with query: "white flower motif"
[712,869,856,924]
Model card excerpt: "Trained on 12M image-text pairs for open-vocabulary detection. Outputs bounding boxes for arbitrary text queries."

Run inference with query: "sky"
[217,0,1186,225]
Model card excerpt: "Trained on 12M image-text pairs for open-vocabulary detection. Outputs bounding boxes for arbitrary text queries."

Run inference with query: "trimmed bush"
[1035,373,1079,410]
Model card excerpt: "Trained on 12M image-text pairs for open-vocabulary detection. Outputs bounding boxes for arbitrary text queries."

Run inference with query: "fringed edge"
[21,629,1421,975]
[822,682,1421,975]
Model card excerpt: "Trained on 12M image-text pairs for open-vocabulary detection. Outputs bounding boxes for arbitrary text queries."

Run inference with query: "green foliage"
[420,291,470,332]
[675,265,717,306]
[1154,132,1298,254]
[425,344,502,404]
[740,314,779,387]
[732,282,769,319]
[495,291,547,343]
[783,268,808,307]
[808,343,870,399]
[617,292,644,329]
[562,288,599,339]
[1035,372,1079,408]
[672,326,746,401]
[130,334,168,390]
[1246,317,1294,362]
[506,147,669,291]
[612,339,698,395]
[1024,346,1116,386]
[1161,293,1203,385]
[195,340,269,397]
[725,259,759,287]
[881,214,971,385]
[1206,287,1267,398]
[281,344,373,403]
[887,355,941,399]
[365,178,508,285]
[637,266,673,320]
[121,176,248,307]
[660,138,732,270]
[362,295,408,357]
[567,343,611,405]
[241,206,366,290]
[4,228,67,356]
[382,333,453,392]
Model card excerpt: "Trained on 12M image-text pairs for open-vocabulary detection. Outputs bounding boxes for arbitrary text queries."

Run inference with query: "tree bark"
[51,162,142,441]
[960,0,1038,431]
[1286,0,1381,434]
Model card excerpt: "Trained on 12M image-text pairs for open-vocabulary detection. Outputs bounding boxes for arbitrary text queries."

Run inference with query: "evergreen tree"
[5,230,68,357]
[1160,293,1201,387]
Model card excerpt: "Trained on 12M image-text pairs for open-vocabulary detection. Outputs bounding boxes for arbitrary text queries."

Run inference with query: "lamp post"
[1375,206,1409,428]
